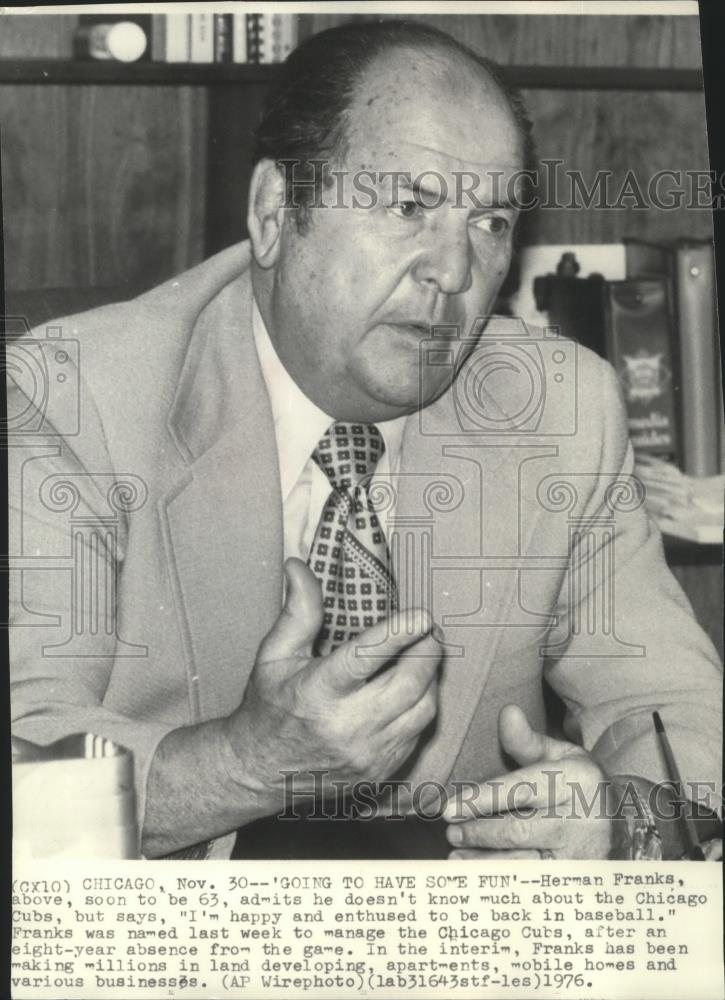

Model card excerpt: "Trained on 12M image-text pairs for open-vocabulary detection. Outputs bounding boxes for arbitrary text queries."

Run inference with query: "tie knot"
[312,422,385,492]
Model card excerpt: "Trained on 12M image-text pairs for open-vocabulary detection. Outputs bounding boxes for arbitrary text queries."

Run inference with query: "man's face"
[263,47,525,423]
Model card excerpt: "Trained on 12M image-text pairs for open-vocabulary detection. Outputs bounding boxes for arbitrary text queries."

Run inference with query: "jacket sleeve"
[543,354,722,813]
[8,334,178,836]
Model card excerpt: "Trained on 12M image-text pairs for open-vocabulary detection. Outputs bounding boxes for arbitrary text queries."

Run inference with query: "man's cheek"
[419,363,455,406]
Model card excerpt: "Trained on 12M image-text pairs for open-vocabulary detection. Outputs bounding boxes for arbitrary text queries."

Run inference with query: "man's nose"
[412,225,473,296]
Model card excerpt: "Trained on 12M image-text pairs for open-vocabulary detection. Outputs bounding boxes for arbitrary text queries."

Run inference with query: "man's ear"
[247,159,286,268]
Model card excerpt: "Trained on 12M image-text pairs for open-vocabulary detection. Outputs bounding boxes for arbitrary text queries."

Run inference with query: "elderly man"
[8,20,722,861]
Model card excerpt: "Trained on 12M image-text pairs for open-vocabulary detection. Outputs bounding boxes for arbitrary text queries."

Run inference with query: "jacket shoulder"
[6,242,253,447]
[36,241,252,367]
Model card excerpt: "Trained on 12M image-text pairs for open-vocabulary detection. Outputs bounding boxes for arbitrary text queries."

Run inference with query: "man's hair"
[252,18,535,231]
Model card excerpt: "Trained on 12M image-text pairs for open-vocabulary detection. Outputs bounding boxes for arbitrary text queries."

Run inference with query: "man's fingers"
[497,704,551,766]
[443,761,584,822]
[382,674,438,743]
[446,814,566,852]
[257,558,323,663]
[364,632,442,721]
[317,608,439,693]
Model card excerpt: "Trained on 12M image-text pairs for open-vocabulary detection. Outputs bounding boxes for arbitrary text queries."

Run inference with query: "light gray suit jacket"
[9,241,722,856]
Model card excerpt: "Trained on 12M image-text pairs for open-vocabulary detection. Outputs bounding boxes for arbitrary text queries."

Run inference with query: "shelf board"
[0,60,705,91]
[0,60,279,86]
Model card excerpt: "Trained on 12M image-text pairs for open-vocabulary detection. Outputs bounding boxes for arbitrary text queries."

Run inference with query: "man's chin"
[357,374,452,422]
[342,346,453,421]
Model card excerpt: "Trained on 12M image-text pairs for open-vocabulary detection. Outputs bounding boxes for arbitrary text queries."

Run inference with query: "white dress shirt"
[251,299,407,563]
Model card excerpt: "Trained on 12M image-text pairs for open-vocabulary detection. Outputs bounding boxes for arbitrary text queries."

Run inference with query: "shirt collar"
[251,298,407,501]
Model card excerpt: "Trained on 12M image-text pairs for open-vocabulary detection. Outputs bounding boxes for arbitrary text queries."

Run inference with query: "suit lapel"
[160,270,283,722]
[391,364,546,789]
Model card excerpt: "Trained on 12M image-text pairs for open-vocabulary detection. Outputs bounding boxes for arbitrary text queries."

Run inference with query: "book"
[246,13,263,63]
[624,237,722,476]
[603,278,680,462]
[150,14,166,62]
[258,14,298,63]
[258,13,274,64]
[190,12,214,64]
[281,15,299,61]
[165,13,190,63]
[214,14,232,63]
[232,14,248,63]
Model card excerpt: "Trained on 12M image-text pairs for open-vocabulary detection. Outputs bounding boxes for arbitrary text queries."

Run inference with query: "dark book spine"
[246,13,262,64]
[150,15,166,62]
[214,14,232,64]
[604,278,681,463]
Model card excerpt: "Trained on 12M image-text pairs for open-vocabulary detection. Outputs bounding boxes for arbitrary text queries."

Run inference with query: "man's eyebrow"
[409,176,452,204]
[470,194,520,212]
[371,173,450,204]
[371,171,521,210]
[409,176,520,211]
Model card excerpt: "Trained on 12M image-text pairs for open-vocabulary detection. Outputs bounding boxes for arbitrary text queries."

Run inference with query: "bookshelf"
[0,59,278,85]
[0,59,704,90]
[2,58,707,259]
[0,13,714,274]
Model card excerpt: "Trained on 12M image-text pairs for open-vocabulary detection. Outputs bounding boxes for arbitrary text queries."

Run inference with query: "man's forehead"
[346,135,523,187]
[345,49,523,178]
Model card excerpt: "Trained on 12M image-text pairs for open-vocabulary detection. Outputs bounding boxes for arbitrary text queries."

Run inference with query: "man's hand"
[222,557,443,812]
[443,705,612,860]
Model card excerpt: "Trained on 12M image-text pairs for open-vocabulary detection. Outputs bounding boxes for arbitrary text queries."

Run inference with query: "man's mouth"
[383,320,432,337]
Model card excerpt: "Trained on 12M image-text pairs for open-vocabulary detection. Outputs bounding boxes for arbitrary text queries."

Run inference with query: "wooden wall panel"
[521,88,713,244]
[206,82,269,254]
[306,13,711,247]
[306,14,703,68]
[0,84,207,291]
[0,12,711,290]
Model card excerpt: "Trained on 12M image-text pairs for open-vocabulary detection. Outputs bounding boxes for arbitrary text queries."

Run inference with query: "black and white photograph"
[3,2,724,998]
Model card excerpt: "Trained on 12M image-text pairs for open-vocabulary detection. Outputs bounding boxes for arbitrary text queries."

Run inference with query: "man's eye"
[474,215,510,236]
[390,200,420,219]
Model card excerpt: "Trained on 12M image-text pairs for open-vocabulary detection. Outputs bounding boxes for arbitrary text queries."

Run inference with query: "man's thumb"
[257,558,323,663]
[498,704,550,766]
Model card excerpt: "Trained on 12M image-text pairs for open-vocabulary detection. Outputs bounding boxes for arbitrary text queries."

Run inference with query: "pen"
[652,711,705,860]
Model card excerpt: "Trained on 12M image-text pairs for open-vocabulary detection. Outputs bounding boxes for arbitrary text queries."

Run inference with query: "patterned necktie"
[308,422,398,656]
